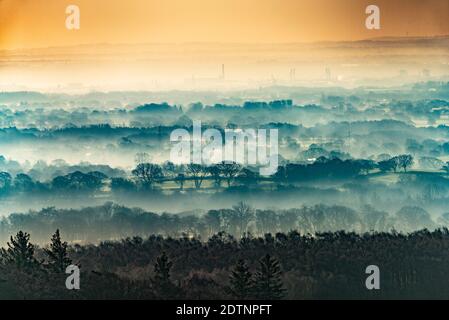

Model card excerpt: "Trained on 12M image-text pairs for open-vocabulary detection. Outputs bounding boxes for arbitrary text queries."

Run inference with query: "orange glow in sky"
[0,0,448,49]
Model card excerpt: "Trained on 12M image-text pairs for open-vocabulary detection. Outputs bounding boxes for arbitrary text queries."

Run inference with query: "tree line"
[0,230,285,300]
[0,202,440,245]
[3,228,449,299]
[1,154,444,195]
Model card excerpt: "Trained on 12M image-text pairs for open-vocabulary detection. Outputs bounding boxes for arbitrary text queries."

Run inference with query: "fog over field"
[1,37,448,92]
[2,0,449,301]
[0,37,447,243]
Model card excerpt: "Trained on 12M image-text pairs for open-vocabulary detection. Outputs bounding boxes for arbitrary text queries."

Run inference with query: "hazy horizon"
[1,36,448,93]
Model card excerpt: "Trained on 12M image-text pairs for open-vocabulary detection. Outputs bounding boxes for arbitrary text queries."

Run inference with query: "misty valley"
[0,32,448,299]
[0,80,449,299]
[1,82,449,225]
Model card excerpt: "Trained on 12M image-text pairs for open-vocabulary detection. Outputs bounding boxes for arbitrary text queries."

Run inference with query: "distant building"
[289,68,296,82]
[325,67,331,81]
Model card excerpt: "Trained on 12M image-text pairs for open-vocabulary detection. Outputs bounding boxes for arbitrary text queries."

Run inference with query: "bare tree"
[162,161,177,178]
[207,165,222,188]
[187,164,208,189]
[378,159,397,173]
[396,154,414,172]
[217,162,241,187]
[132,163,163,188]
[232,202,254,235]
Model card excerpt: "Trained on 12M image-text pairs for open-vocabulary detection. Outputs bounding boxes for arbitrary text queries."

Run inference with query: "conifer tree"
[1,231,37,270]
[229,259,253,299]
[153,252,179,298]
[154,251,172,283]
[253,254,286,300]
[44,229,72,273]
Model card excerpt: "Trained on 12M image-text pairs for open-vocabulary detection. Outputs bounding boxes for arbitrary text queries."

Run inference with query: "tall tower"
[325,67,331,81]
[220,64,225,80]
[290,68,296,82]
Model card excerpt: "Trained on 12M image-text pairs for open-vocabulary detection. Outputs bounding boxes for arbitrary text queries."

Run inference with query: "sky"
[0,0,448,50]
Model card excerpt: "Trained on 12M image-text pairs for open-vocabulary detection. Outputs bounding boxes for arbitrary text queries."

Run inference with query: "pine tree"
[154,252,172,283]
[229,259,253,299]
[1,231,37,270]
[253,254,286,300]
[152,252,178,298]
[44,229,72,273]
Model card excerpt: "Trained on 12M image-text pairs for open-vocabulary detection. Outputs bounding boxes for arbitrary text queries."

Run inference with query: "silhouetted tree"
[187,164,208,189]
[162,161,176,177]
[208,165,222,188]
[111,177,135,191]
[237,168,259,185]
[218,162,241,187]
[253,254,285,300]
[356,160,376,174]
[154,252,172,283]
[396,155,414,172]
[152,252,178,299]
[1,231,38,270]
[229,259,253,299]
[44,229,72,273]
[14,173,35,192]
[132,163,163,188]
[51,171,104,191]
[233,202,254,236]
[0,172,12,193]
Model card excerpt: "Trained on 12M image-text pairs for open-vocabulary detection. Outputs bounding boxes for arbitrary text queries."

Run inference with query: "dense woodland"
[2,228,449,299]
[0,35,448,300]
[1,82,449,299]
[0,154,433,195]
[0,202,442,245]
